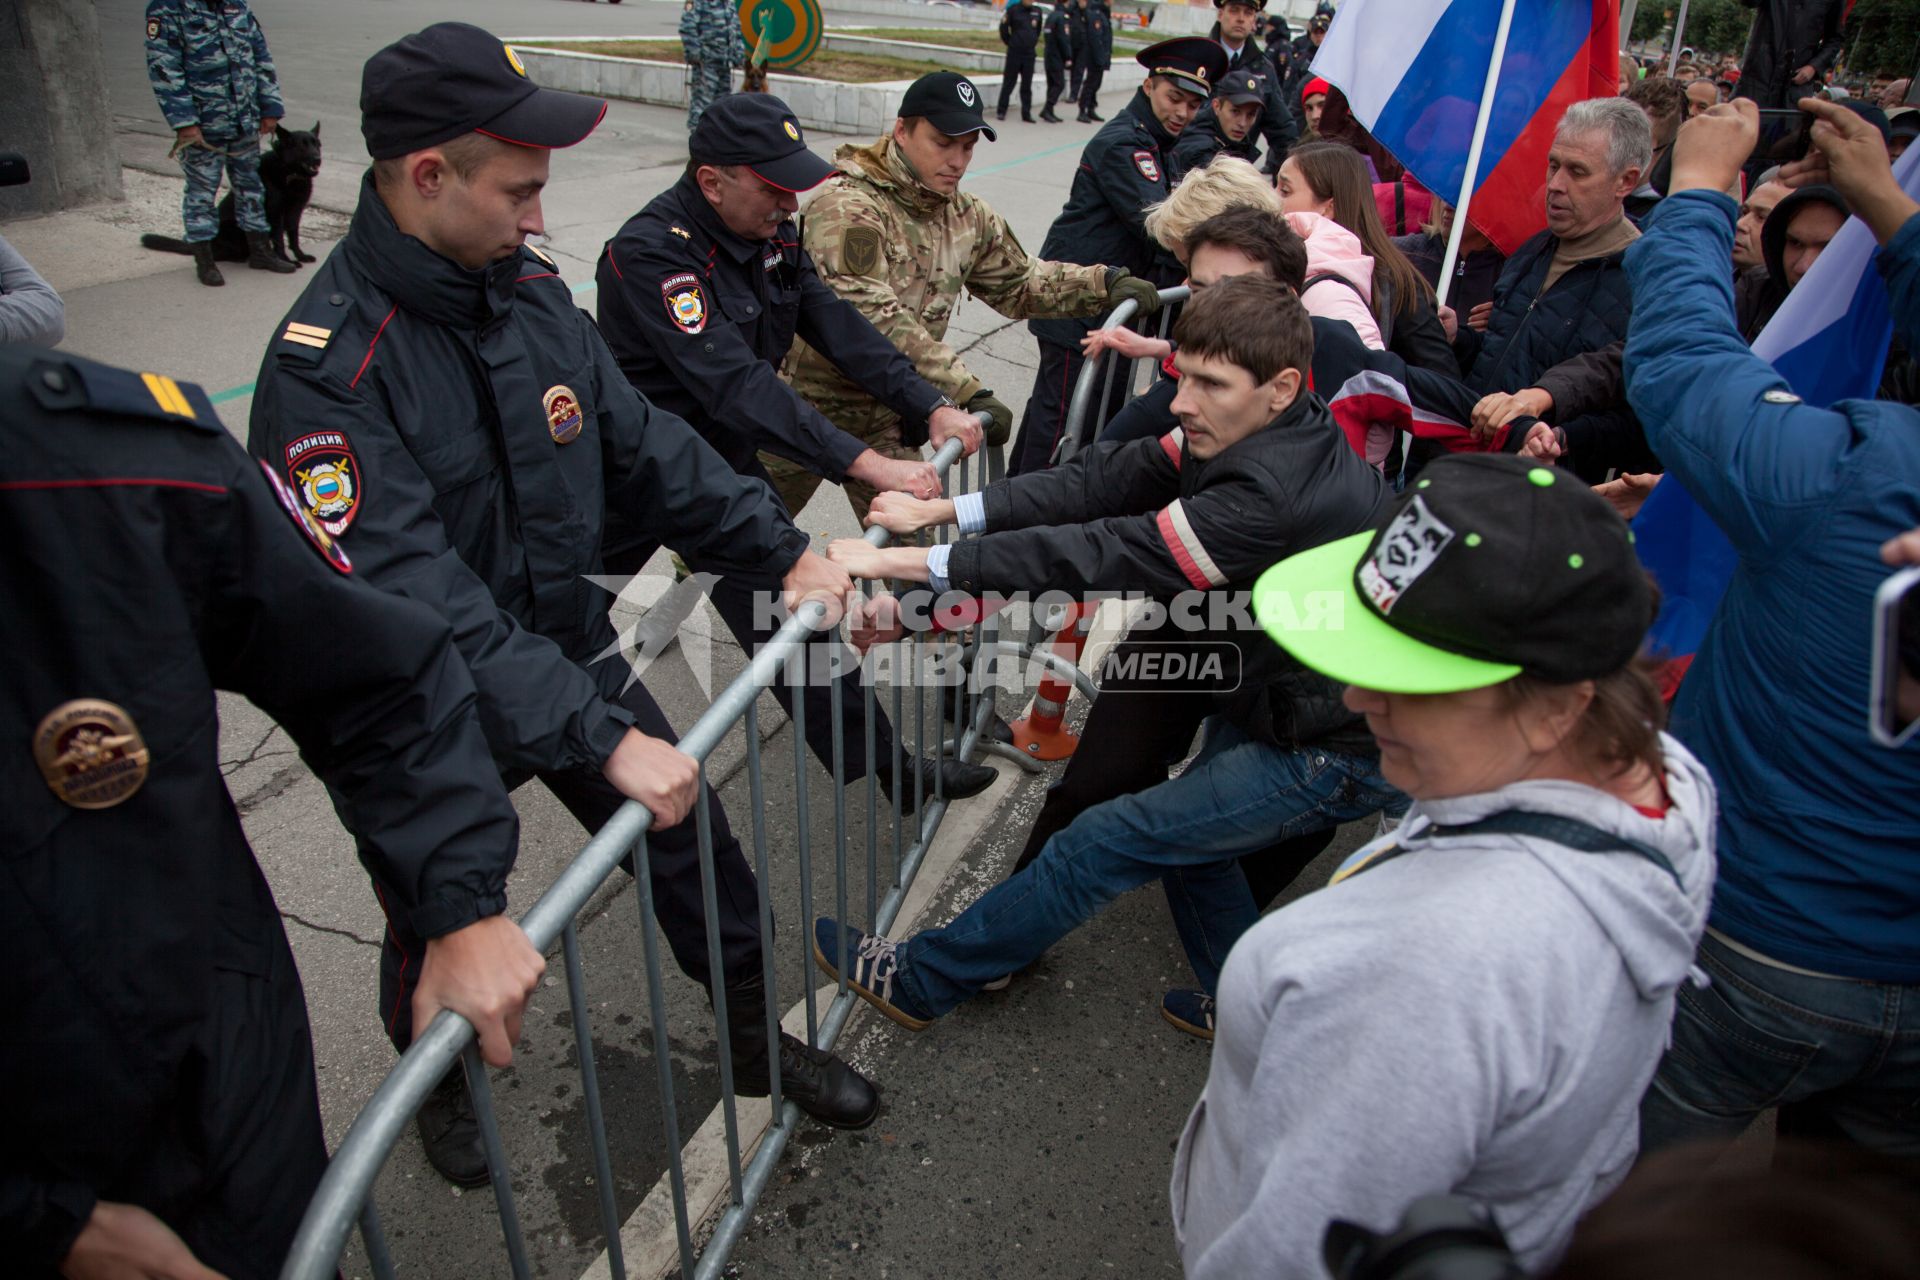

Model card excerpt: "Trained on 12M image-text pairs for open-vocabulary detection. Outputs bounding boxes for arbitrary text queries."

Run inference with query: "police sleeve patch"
[259,460,353,576]
[841,226,882,277]
[146,17,160,37]
[660,272,707,335]
[284,430,360,536]
[1132,150,1162,183]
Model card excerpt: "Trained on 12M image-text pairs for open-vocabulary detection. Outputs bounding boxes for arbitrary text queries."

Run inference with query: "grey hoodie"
[1170,732,1717,1278]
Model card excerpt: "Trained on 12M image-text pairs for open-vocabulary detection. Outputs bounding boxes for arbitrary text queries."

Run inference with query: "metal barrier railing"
[1053,285,1191,467]
[279,416,1097,1280]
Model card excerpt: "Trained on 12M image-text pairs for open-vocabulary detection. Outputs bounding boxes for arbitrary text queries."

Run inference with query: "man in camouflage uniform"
[145,0,297,288]
[775,72,1158,520]
[681,0,745,130]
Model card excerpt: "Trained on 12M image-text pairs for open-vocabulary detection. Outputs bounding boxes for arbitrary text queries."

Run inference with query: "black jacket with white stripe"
[945,391,1390,750]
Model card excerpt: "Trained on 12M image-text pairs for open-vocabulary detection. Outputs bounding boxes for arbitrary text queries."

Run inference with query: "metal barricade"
[1052,285,1192,467]
[279,417,1097,1280]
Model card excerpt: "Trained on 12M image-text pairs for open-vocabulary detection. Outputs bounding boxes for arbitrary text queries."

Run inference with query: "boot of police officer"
[251,25,884,1186]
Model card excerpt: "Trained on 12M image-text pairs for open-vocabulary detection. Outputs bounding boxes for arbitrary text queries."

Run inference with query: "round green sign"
[738,0,823,71]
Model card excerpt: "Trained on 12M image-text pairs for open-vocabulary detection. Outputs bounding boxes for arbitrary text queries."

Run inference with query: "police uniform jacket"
[1082,0,1114,69]
[596,173,948,469]
[942,390,1390,751]
[0,346,517,1267]
[1031,89,1185,348]
[249,176,808,779]
[144,0,283,138]
[1044,5,1075,71]
[1000,3,1041,55]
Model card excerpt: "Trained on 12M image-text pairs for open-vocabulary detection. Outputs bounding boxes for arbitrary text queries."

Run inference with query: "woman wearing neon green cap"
[1171,454,1719,1278]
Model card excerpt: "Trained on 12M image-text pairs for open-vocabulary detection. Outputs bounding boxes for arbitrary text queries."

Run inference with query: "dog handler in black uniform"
[1015,36,1228,474]
[248,23,879,1187]
[0,344,544,1278]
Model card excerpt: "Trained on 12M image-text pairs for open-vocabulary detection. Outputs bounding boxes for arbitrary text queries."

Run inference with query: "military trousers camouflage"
[688,61,733,129]
[179,133,267,241]
[759,424,923,528]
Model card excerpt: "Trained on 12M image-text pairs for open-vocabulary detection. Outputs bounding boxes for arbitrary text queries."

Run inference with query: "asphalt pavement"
[11,4,1380,1276]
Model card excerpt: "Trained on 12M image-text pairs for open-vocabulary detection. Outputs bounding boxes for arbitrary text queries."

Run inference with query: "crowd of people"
[6,1,1920,1277]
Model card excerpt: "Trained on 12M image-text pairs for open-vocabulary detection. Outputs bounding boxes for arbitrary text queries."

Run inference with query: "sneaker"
[1160,988,1216,1042]
[981,973,1013,992]
[813,918,935,1031]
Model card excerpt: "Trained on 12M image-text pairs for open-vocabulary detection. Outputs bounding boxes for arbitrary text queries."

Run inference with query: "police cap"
[898,72,998,142]
[1215,69,1266,106]
[360,23,607,160]
[1134,38,1232,99]
[689,94,836,193]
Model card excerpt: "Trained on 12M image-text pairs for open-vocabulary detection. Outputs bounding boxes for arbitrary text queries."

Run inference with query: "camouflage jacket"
[680,0,745,66]
[144,0,283,137]
[785,137,1110,436]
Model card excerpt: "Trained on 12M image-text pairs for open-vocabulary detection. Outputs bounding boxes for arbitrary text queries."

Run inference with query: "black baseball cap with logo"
[1215,69,1266,106]
[1253,455,1652,693]
[898,72,998,142]
[1134,37,1232,98]
[688,93,836,192]
[360,22,607,160]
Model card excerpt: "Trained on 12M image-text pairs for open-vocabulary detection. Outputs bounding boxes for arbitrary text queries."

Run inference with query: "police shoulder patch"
[50,358,221,433]
[527,243,557,267]
[1132,150,1162,183]
[284,430,360,536]
[260,459,353,575]
[841,225,882,277]
[660,272,706,335]
[146,17,160,38]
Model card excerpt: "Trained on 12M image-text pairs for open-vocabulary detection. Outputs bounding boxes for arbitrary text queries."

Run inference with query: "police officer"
[996,0,1042,123]
[1169,67,1268,183]
[1076,0,1115,122]
[781,72,1140,520]
[680,0,744,129]
[1209,0,1298,173]
[1041,0,1077,123]
[594,93,996,804]
[1283,2,1335,132]
[248,24,880,1186]
[1017,37,1228,475]
[1,343,545,1277]
[144,0,298,288]
[1068,0,1090,102]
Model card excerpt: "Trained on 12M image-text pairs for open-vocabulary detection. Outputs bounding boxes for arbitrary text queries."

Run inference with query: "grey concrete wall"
[0,0,123,218]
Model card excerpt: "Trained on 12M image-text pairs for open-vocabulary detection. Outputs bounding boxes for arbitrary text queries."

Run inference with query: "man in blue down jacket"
[1629,99,1920,1157]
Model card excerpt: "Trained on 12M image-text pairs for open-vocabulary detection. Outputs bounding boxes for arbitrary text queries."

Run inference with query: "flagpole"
[1619,0,1639,50]
[1435,0,1521,310]
[1665,0,1692,76]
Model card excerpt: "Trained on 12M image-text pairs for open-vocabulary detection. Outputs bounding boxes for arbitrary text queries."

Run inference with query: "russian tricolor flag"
[1634,144,1920,657]
[1310,0,1619,255]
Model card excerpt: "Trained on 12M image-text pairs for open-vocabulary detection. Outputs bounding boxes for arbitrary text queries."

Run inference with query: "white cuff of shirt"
[925,542,954,594]
[953,491,987,536]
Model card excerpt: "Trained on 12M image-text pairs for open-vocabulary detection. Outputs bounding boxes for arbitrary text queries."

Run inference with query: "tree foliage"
[1846,0,1920,78]
[1631,0,1753,60]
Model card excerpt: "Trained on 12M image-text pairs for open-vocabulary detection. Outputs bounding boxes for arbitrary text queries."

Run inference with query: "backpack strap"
[1303,270,1366,301]
[1331,810,1683,890]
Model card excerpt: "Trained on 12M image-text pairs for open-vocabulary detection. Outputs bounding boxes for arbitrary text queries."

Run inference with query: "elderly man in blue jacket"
[1629,97,1920,1159]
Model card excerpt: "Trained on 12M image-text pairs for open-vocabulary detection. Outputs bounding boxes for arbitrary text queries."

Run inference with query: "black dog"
[141,122,322,265]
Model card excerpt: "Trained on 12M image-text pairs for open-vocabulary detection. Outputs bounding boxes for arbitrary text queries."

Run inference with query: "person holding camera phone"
[1626,98,1920,1161]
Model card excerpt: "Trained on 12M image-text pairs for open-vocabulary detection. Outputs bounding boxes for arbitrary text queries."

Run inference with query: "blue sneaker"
[1160,988,1216,1042]
[813,918,935,1031]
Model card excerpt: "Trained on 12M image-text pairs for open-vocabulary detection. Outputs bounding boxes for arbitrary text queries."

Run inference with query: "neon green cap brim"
[1252,531,1523,695]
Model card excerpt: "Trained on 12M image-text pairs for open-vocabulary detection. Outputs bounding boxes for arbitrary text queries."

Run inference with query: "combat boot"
[245,231,298,274]
[190,241,225,287]
[415,1066,490,1187]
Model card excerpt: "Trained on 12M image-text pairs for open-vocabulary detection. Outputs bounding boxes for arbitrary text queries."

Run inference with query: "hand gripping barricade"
[1051,284,1192,468]
[278,414,1096,1280]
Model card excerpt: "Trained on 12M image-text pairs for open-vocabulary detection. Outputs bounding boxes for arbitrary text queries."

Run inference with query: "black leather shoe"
[1040,109,1061,122]
[1022,112,1036,122]
[1086,109,1105,121]
[996,109,1007,120]
[1076,111,1093,122]
[752,1033,882,1130]
[416,1068,490,1187]
[877,753,996,813]
[938,698,1016,746]
[245,231,298,274]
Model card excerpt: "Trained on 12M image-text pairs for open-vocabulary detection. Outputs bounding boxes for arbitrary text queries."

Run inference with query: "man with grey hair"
[1445,96,1654,483]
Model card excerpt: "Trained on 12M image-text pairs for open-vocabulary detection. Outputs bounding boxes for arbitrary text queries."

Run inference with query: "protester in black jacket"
[1735,0,1848,111]
[1169,68,1267,183]
[1,343,541,1278]
[997,0,1042,122]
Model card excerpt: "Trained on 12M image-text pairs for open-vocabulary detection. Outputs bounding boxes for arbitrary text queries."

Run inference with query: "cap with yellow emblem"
[689,93,837,192]
[1133,37,1232,99]
[359,22,608,160]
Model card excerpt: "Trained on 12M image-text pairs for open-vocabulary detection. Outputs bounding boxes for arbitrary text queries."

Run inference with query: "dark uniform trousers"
[1011,339,1135,474]
[999,48,1036,117]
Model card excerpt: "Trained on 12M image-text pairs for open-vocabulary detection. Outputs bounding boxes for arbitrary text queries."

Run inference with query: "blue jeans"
[1640,930,1920,1158]
[897,717,1403,1015]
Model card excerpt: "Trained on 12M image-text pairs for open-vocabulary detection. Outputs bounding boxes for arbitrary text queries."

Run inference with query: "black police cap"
[1134,37,1232,99]
[898,72,998,142]
[688,94,836,192]
[1213,0,1267,10]
[360,23,606,161]
[1216,69,1266,106]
